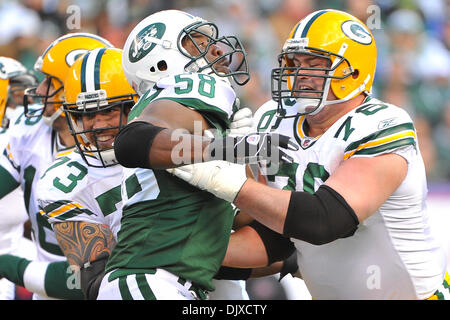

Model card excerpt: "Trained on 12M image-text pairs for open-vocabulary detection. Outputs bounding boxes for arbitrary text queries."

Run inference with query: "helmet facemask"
[272,42,354,118]
[23,75,64,121]
[0,57,38,128]
[178,22,250,86]
[64,92,135,168]
[7,73,38,108]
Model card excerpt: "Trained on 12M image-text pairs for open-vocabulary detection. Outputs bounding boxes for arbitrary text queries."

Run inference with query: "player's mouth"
[213,58,231,75]
[295,84,320,97]
[94,132,116,149]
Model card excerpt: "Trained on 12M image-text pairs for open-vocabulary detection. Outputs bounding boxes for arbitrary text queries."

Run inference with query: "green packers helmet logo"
[129,23,166,63]
[341,20,372,45]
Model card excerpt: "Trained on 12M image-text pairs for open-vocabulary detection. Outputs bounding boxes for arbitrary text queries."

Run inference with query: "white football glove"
[229,107,253,137]
[167,160,248,203]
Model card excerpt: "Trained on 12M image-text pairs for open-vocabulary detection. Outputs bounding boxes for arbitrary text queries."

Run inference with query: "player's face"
[7,84,27,108]
[182,32,231,75]
[36,76,63,117]
[79,105,126,150]
[287,54,336,100]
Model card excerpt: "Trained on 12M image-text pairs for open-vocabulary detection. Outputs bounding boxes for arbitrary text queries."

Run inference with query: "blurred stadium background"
[1,0,448,300]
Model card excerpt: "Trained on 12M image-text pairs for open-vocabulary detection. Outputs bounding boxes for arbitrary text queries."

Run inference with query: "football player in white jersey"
[0,57,37,300]
[37,47,138,300]
[168,9,449,299]
[0,34,113,299]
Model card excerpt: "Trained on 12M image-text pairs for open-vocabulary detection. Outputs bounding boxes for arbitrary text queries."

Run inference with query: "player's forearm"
[114,121,211,169]
[0,255,84,299]
[222,225,269,268]
[53,221,115,300]
[149,128,210,169]
[234,179,291,234]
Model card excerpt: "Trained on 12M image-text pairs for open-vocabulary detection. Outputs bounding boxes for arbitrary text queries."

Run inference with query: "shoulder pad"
[254,100,279,132]
[339,99,417,159]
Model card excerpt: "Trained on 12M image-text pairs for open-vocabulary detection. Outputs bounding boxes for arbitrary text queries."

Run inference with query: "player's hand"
[167,160,247,203]
[229,107,253,137]
[206,132,299,165]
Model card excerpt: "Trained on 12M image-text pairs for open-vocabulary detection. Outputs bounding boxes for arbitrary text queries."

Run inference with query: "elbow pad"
[114,121,166,169]
[283,185,359,245]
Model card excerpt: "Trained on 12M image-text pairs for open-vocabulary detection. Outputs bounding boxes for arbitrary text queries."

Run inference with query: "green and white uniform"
[0,107,36,300]
[254,96,447,299]
[37,151,124,238]
[0,107,71,262]
[98,73,236,300]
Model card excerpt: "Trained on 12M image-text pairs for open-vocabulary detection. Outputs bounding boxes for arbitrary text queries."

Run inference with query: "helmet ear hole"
[157,60,167,71]
[352,69,359,79]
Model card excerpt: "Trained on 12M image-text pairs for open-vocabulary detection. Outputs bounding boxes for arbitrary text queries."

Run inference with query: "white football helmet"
[122,9,250,96]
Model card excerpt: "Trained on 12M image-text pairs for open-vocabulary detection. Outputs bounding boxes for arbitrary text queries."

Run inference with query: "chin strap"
[42,106,63,127]
[97,149,118,167]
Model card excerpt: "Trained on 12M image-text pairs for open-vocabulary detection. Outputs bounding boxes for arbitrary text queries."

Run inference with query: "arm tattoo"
[53,221,116,268]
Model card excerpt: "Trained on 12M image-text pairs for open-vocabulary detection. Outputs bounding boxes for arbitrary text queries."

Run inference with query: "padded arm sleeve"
[249,220,296,265]
[214,266,252,280]
[114,121,166,169]
[283,184,359,245]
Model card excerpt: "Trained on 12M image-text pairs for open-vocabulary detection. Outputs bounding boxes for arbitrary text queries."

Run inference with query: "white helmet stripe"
[80,48,107,93]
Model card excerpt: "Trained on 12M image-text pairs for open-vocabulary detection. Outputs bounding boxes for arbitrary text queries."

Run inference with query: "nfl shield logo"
[246,134,260,145]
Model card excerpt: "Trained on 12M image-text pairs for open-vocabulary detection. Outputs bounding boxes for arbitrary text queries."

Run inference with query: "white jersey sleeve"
[341,99,417,162]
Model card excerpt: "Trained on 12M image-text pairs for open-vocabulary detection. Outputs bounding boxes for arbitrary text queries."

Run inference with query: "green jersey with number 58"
[105,73,236,292]
[254,96,446,299]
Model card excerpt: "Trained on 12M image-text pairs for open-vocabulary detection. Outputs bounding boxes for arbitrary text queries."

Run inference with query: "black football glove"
[208,132,298,165]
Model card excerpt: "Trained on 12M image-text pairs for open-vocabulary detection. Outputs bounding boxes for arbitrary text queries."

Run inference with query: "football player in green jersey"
[98,9,295,300]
